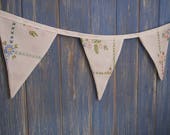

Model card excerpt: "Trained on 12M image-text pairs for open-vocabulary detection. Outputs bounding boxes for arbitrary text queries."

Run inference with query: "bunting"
[0,10,169,100]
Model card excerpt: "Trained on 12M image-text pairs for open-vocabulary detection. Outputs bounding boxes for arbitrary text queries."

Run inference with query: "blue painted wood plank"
[138,0,159,135]
[116,0,139,135]
[22,0,61,135]
[90,0,116,134]
[156,0,170,134]
[1,0,22,15]
[0,1,28,135]
[59,0,92,134]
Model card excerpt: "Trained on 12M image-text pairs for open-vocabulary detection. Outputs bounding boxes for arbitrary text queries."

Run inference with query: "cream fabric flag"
[81,38,124,100]
[139,26,170,80]
[0,16,57,98]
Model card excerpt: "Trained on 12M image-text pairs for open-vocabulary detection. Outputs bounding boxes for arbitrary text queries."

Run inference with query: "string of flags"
[0,10,169,100]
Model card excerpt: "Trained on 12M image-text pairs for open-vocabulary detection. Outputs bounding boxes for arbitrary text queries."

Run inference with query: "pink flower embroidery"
[81,39,93,48]
[162,29,170,41]
[81,39,109,54]
[158,51,166,76]
[158,52,165,65]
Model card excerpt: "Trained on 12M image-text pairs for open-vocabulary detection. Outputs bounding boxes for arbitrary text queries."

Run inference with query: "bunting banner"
[0,10,170,100]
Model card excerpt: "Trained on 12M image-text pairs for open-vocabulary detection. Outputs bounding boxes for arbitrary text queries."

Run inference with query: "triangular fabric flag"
[139,27,170,80]
[0,16,57,98]
[81,38,124,100]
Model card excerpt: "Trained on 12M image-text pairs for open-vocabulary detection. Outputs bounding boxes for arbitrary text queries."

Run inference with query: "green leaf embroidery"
[94,40,101,44]
[29,31,38,37]
[94,44,99,54]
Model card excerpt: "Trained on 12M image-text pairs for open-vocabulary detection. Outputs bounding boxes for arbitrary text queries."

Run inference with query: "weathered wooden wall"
[0,0,170,135]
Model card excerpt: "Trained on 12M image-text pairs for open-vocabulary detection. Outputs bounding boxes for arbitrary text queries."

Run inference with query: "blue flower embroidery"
[2,41,18,60]
[4,44,15,56]
[1,22,18,61]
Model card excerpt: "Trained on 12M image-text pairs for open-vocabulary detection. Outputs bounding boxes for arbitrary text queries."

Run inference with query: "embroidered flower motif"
[158,52,165,65]
[2,41,18,60]
[81,39,93,48]
[162,29,170,41]
[81,39,109,54]
[157,51,166,75]
[1,22,19,61]
[158,52,165,64]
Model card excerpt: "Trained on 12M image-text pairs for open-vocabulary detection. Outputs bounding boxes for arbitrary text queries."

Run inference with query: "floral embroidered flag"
[0,14,57,98]
[139,28,170,80]
[81,38,124,100]
[0,10,170,100]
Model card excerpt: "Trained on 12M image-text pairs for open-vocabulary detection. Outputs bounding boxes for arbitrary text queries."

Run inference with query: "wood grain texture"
[116,0,139,135]
[0,0,170,135]
[90,0,116,135]
[22,0,62,135]
[156,0,170,135]
[59,0,92,135]
[138,0,159,135]
[0,1,27,135]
